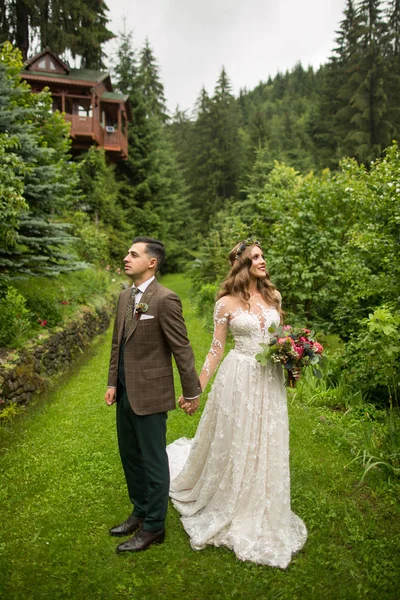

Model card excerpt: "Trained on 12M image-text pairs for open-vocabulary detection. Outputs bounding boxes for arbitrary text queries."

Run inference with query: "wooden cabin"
[21,49,132,161]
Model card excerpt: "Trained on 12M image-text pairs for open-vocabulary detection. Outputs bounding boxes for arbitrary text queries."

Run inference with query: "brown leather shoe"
[109,516,143,537]
[116,528,165,553]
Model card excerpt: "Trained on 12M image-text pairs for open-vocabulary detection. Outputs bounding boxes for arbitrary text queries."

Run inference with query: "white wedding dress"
[167,298,307,568]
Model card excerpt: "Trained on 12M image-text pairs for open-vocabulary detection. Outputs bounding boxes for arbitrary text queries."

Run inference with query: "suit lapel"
[125,279,158,343]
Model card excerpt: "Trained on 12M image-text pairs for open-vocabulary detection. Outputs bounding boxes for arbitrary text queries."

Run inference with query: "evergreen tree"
[113,29,156,208]
[185,86,217,225]
[0,0,8,46]
[334,0,391,163]
[307,64,340,169]
[112,24,138,95]
[0,42,81,279]
[0,0,113,66]
[169,106,193,177]
[211,67,242,200]
[386,0,400,137]
[73,0,114,69]
[113,31,194,267]
[139,38,168,122]
[182,70,243,230]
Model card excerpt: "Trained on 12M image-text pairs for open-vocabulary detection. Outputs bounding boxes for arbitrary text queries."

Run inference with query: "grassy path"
[0,274,399,600]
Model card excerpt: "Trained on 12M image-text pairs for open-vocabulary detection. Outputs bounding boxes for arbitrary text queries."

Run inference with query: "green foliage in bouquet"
[256,323,326,379]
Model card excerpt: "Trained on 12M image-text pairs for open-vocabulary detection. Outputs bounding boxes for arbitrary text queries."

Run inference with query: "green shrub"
[0,402,25,423]
[339,306,400,407]
[0,286,31,347]
[292,366,364,410]
[14,278,63,327]
[195,283,219,322]
[70,211,110,266]
[59,269,110,304]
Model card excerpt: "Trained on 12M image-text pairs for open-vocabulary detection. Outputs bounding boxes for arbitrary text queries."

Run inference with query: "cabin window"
[77,100,92,117]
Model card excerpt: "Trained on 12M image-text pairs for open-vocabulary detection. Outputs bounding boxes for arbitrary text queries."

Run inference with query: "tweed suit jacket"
[107,278,201,415]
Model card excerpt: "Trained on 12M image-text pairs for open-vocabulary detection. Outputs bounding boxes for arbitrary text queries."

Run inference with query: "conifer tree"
[211,67,242,200]
[113,32,193,267]
[113,29,156,208]
[0,42,80,279]
[334,0,391,163]
[169,107,193,177]
[185,86,217,225]
[139,38,168,122]
[73,0,114,69]
[318,0,360,164]
[386,0,400,137]
[0,0,113,66]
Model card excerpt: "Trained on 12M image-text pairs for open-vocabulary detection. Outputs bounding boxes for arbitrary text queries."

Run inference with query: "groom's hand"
[105,387,116,405]
[178,395,199,415]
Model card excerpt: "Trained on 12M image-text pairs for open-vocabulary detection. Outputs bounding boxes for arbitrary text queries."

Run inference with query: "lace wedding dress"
[167,299,307,568]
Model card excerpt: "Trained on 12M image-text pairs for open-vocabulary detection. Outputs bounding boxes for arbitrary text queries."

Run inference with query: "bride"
[167,240,307,568]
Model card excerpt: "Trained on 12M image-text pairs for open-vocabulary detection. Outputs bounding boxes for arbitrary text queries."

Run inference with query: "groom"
[105,237,201,553]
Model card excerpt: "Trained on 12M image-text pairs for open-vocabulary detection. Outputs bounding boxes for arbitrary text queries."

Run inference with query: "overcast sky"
[104,0,347,115]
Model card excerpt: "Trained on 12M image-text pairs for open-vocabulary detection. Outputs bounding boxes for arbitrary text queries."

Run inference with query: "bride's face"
[249,245,266,279]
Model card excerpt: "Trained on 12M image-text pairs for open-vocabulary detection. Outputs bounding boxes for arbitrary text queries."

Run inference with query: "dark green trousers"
[116,342,169,532]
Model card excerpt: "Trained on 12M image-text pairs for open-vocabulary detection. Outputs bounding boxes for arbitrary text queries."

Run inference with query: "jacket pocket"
[143,366,173,379]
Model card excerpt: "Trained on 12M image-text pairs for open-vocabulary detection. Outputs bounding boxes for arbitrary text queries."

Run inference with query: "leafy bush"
[0,268,118,348]
[14,278,63,327]
[70,211,110,266]
[291,361,364,410]
[339,306,400,407]
[194,283,219,322]
[0,287,31,346]
[59,269,110,304]
[189,216,250,292]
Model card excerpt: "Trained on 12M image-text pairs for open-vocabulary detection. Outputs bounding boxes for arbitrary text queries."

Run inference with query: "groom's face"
[124,242,157,283]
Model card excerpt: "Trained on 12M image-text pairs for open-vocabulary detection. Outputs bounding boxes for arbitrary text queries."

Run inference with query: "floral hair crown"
[234,238,261,261]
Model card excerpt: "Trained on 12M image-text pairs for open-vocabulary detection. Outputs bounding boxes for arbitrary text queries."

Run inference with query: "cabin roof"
[22,49,129,102]
[24,47,70,72]
[101,91,129,102]
[23,68,111,85]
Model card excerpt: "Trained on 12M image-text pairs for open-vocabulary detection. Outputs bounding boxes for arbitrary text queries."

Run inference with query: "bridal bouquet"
[255,324,325,386]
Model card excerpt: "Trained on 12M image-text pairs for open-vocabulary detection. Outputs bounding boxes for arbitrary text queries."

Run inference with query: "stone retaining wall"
[0,300,115,412]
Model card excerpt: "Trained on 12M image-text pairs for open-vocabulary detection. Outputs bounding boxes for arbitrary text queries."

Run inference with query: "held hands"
[178,395,200,416]
[105,388,117,406]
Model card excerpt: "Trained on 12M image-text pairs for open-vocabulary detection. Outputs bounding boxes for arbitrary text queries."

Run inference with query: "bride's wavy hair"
[216,241,283,319]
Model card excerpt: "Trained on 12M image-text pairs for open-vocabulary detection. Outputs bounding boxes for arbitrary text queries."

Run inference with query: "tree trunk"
[15,0,30,61]
[40,0,50,49]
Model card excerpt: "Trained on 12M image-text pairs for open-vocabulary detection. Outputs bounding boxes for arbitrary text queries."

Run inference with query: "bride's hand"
[178,395,199,415]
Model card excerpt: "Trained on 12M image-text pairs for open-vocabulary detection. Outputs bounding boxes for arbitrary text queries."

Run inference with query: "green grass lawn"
[0,274,399,600]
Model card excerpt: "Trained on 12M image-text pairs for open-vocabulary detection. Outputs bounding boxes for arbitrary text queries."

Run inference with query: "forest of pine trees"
[2,0,399,247]
[169,0,400,230]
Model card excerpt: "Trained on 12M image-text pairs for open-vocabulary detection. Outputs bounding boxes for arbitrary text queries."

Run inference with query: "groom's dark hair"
[133,237,166,272]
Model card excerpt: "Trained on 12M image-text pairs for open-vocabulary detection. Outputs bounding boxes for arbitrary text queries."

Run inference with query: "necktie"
[124,286,140,337]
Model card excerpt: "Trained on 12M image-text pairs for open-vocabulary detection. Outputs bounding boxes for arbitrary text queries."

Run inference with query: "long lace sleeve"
[199,300,229,390]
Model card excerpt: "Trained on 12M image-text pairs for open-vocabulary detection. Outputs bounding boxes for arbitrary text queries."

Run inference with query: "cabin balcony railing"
[65,114,94,137]
[64,114,128,157]
[103,128,128,158]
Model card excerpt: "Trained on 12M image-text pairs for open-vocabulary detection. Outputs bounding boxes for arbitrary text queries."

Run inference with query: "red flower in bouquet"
[255,323,326,386]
